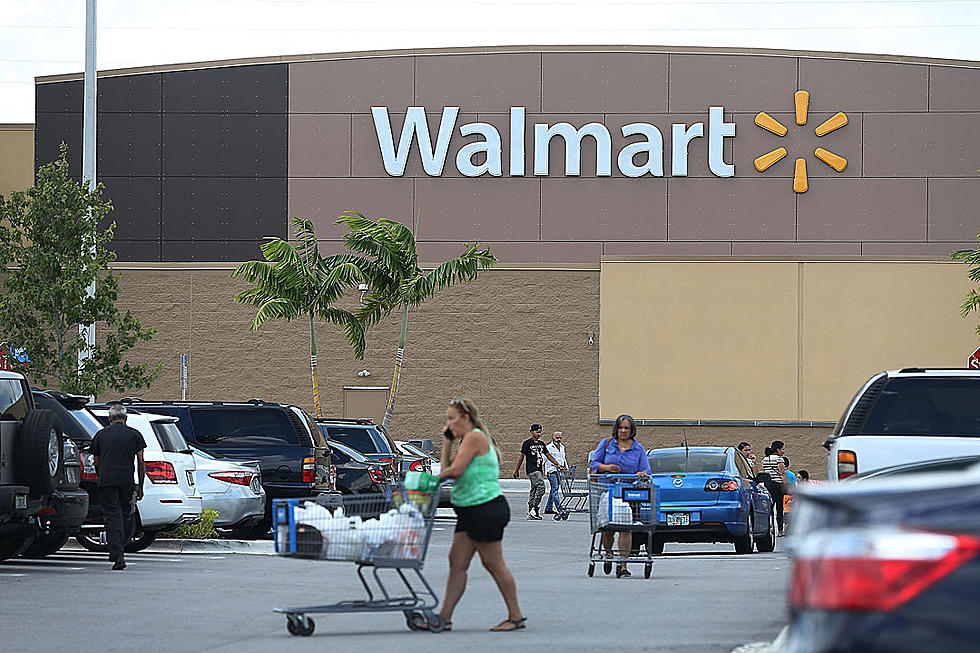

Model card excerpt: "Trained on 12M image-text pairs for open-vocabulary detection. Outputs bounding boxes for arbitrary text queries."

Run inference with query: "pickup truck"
[0,370,87,559]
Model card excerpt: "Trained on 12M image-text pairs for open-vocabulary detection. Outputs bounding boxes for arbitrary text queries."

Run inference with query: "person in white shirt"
[543,431,568,515]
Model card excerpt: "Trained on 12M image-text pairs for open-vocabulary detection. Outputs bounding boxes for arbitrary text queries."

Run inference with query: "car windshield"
[861,377,980,437]
[649,452,728,473]
[152,422,191,453]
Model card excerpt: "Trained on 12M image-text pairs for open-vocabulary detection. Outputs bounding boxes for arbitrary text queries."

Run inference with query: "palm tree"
[334,211,497,432]
[233,217,366,417]
[952,236,980,337]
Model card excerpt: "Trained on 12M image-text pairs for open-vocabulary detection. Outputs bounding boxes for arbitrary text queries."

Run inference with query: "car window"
[0,379,28,420]
[189,407,299,446]
[327,440,370,464]
[33,394,93,441]
[648,452,728,473]
[325,426,379,453]
[152,422,191,453]
[733,452,753,478]
[861,378,980,437]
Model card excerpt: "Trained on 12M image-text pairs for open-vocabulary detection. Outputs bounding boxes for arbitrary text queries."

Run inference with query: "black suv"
[115,399,337,538]
[315,418,400,481]
[0,371,87,560]
[327,439,393,496]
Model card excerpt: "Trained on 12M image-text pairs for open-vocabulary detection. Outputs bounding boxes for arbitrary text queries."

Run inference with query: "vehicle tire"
[241,515,273,540]
[21,528,70,558]
[0,533,35,561]
[16,409,63,495]
[75,514,156,553]
[75,530,108,552]
[733,513,755,554]
[756,507,776,553]
[124,530,157,553]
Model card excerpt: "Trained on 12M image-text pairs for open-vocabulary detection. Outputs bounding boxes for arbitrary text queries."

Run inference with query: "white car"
[824,369,980,481]
[190,445,265,535]
[77,410,203,552]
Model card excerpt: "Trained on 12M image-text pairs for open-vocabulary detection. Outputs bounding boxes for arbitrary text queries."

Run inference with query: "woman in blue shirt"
[589,414,650,578]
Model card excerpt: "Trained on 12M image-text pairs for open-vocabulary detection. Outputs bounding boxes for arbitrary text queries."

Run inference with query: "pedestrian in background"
[513,424,563,520]
[91,402,146,570]
[762,441,788,537]
[590,414,650,578]
[438,398,525,632]
[737,441,756,470]
[543,431,568,515]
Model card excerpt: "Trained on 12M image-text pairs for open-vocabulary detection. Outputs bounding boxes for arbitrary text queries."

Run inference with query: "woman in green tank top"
[431,398,526,632]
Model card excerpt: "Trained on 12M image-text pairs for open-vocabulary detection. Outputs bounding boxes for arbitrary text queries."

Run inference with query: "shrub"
[159,509,220,539]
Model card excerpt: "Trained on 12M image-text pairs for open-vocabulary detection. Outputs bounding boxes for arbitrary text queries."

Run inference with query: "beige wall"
[0,126,34,196]
[600,259,978,422]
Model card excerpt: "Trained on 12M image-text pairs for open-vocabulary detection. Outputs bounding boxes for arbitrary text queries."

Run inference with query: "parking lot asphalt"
[2,496,789,653]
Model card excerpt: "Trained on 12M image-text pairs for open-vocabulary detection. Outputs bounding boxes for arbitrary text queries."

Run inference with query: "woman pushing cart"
[587,414,657,579]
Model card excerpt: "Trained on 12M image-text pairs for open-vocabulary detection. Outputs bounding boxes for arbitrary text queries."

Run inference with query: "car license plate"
[15,494,26,510]
[666,512,690,526]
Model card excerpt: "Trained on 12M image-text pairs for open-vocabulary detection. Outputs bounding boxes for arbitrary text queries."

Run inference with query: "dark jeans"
[764,480,785,533]
[99,484,136,558]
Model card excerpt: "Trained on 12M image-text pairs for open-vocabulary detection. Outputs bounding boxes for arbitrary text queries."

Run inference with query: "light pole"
[79,0,97,372]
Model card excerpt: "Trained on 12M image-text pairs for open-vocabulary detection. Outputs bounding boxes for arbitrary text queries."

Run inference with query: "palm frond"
[249,297,301,331]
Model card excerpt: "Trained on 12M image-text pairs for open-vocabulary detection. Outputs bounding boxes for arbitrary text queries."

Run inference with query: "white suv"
[77,410,202,552]
[824,368,980,480]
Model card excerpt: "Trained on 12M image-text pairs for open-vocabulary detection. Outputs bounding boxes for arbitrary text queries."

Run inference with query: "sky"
[2,0,980,123]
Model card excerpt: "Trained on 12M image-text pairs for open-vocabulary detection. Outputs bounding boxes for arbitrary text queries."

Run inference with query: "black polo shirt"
[91,421,147,487]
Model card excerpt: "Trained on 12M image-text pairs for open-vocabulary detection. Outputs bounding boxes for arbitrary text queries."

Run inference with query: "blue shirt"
[785,470,797,485]
[589,437,651,475]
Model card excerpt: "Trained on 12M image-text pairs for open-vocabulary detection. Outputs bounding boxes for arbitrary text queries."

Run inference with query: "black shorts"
[453,494,510,542]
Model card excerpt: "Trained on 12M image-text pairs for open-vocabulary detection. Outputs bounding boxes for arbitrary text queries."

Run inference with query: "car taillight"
[302,457,315,483]
[81,452,98,481]
[790,527,980,611]
[208,471,253,486]
[704,478,739,491]
[369,467,385,483]
[409,459,423,472]
[378,456,393,464]
[837,450,857,479]
[146,460,178,484]
[329,464,337,491]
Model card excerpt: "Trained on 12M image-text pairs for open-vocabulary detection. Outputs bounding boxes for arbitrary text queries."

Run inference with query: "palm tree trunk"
[309,313,323,418]
[381,303,408,432]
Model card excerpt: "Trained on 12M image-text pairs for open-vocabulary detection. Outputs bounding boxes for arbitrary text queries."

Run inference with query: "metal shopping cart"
[587,474,658,579]
[272,484,446,637]
[557,464,589,513]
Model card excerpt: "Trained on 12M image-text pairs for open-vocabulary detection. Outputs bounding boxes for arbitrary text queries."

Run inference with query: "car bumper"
[656,502,748,542]
[43,488,90,529]
[201,493,266,528]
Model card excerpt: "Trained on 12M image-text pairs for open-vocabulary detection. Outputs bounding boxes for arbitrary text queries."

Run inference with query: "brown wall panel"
[415,54,541,112]
[731,242,862,255]
[413,178,540,241]
[929,65,980,111]
[668,178,796,241]
[541,178,666,241]
[797,178,926,241]
[603,241,731,256]
[542,53,668,113]
[799,58,929,112]
[417,240,601,264]
[863,113,980,177]
[288,113,352,178]
[289,57,415,113]
[928,178,980,241]
[289,177,415,240]
[668,54,798,112]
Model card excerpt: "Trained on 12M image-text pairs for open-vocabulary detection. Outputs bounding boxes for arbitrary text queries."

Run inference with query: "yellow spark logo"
[753,91,848,193]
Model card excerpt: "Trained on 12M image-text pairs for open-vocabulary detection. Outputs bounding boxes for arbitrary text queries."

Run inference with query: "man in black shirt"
[91,403,147,570]
[513,423,562,520]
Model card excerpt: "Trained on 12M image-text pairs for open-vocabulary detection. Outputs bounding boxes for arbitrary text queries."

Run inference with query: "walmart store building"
[4,45,980,474]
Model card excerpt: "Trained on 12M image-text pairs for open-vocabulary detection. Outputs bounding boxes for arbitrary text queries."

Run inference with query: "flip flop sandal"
[490,617,527,632]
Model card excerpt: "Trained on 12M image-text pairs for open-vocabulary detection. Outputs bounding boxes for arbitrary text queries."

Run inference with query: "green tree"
[335,211,497,432]
[233,217,366,417]
[0,145,160,396]
[952,233,980,337]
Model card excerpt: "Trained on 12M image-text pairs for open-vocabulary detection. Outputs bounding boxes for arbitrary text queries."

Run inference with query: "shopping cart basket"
[587,474,658,579]
[557,465,589,513]
[272,483,446,636]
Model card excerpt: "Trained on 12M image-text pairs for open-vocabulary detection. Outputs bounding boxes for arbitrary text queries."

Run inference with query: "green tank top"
[450,429,502,507]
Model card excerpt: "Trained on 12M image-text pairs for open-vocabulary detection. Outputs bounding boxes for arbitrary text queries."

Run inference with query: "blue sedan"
[634,446,775,554]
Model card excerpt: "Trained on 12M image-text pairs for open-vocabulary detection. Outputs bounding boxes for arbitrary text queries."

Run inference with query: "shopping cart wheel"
[405,611,426,631]
[588,562,595,577]
[644,563,653,579]
[286,614,315,637]
[560,511,569,520]
[423,611,446,633]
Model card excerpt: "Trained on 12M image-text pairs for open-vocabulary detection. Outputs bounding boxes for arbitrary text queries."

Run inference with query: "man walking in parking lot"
[91,403,147,570]
[543,431,568,515]
[513,424,563,520]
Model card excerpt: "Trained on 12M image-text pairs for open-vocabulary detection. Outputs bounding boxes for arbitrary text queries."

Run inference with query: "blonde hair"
[450,398,497,461]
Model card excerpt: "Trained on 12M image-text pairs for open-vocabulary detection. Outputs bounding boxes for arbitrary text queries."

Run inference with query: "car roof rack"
[314,417,376,425]
[115,399,283,407]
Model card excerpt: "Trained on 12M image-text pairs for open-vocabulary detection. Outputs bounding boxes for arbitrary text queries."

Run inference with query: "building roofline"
[35,43,980,83]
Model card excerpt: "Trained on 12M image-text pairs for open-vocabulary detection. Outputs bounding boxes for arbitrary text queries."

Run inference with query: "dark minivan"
[115,399,337,538]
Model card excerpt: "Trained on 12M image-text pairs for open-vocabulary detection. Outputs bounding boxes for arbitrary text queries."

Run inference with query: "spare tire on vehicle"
[16,409,64,495]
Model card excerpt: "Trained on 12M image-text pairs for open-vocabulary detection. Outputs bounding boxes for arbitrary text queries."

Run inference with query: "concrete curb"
[62,538,276,556]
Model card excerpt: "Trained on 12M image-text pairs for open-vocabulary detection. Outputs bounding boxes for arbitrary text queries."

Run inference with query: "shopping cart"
[587,474,657,579]
[557,465,589,513]
[272,484,446,637]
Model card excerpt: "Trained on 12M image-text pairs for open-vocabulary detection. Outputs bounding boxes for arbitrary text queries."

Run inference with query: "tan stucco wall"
[0,126,34,196]
[111,267,601,475]
[600,259,978,422]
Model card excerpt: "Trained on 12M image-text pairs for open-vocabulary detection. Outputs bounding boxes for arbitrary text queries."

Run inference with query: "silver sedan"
[190,446,266,534]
